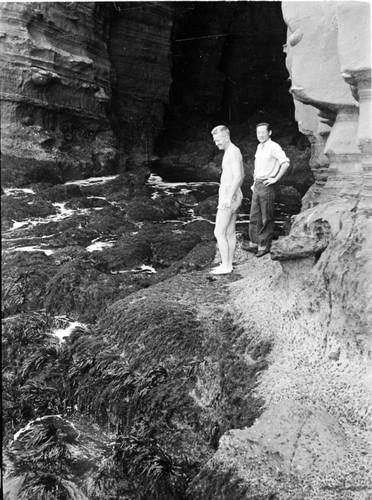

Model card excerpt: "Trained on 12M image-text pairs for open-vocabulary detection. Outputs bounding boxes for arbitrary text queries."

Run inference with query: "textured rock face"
[282,1,365,207]
[191,3,372,499]
[190,400,371,499]
[294,100,331,209]
[0,2,175,184]
[275,1,372,333]
[0,2,117,185]
[108,3,173,161]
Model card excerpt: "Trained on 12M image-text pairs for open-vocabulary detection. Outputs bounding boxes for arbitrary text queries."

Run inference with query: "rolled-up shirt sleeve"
[272,142,290,165]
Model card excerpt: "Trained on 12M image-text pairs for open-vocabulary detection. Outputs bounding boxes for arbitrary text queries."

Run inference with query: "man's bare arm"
[263,161,290,186]
[227,149,245,199]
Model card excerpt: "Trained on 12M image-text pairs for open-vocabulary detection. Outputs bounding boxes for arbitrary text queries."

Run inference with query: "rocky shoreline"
[3,131,371,498]
[2,1,371,498]
[2,182,272,497]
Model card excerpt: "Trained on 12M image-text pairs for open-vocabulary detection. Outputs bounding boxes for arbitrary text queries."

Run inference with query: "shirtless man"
[210,125,245,275]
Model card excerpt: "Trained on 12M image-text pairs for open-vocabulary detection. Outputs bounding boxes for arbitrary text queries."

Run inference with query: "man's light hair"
[211,125,230,137]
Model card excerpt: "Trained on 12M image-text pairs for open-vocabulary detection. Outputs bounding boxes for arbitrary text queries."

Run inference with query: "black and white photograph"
[1,1,371,498]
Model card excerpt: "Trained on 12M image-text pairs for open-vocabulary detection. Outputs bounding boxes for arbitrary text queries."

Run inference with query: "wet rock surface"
[1,196,57,230]
[2,1,371,499]
[1,175,220,321]
[2,241,270,498]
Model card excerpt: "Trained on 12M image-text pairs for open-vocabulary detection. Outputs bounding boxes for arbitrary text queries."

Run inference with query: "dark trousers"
[249,180,275,249]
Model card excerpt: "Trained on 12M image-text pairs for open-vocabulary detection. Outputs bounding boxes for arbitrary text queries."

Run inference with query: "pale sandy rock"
[337,3,371,75]
[294,99,330,208]
[282,1,355,110]
[209,400,372,499]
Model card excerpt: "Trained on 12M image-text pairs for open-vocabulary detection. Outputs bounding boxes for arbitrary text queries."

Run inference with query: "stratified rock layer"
[0,2,116,185]
[108,2,173,159]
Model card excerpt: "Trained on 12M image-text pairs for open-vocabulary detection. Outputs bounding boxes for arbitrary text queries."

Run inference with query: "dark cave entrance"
[107,1,299,156]
[159,1,296,148]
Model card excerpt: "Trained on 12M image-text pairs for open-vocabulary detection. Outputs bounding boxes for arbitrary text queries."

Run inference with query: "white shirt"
[254,139,289,179]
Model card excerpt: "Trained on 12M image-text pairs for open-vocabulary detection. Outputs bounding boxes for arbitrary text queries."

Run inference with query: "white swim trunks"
[217,186,243,213]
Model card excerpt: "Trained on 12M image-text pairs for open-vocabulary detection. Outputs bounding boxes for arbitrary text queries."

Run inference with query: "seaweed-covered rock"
[184,220,215,241]
[64,197,111,210]
[43,258,122,320]
[125,196,181,222]
[97,296,204,366]
[86,207,136,236]
[147,227,202,267]
[51,227,100,248]
[90,275,269,493]
[94,234,152,271]
[2,251,58,317]
[101,170,152,201]
[177,241,217,271]
[4,415,108,500]
[1,196,56,225]
[193,196,218,219]
[34,184,83,202]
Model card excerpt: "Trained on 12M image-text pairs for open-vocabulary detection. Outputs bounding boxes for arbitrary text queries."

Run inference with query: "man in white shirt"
[247,123,290,257]
[210,125,245,274]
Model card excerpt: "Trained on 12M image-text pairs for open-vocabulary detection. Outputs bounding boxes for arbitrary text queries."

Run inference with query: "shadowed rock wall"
[165,1,292,139]
[1,2,306,190]
[108,2,173,165]
[0,2,118,185]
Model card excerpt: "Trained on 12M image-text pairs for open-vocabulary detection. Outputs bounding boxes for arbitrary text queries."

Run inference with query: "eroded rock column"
[337,2,372,213]
[322,105,362,201]
[292,100,330,209]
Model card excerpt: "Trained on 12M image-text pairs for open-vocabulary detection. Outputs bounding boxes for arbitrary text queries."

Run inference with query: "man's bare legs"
[226,212,238,266]
[211,209,237,274]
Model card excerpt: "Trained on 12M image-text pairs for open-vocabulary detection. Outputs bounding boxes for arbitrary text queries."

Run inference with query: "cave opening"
[107,1,299,162]
[162,1,296,145]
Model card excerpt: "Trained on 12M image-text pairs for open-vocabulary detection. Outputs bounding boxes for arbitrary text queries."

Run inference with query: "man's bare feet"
[210,265,233,275]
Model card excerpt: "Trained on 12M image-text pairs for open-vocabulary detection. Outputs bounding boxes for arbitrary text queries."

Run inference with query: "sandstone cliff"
[0,2,175,185]
[0,2,117,185]
[190,2,372,499]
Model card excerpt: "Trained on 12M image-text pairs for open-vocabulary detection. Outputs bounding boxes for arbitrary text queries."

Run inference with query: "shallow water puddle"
[3,187,36,196]
[148,173,218,200]
[52,320,85,342]
[65,175,120,186]
[110,264,157,275]
[86,239,116,252]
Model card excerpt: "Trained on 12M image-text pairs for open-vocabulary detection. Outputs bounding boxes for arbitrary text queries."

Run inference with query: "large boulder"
[125,196,181,222]
[189,400,372,500]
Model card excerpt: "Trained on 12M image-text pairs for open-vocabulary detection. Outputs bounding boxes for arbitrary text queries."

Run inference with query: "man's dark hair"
[256,122,271,132]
